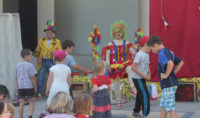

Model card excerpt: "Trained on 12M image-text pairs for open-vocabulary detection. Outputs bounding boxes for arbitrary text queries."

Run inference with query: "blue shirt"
[65,54,77,70]
[158,48,182,89]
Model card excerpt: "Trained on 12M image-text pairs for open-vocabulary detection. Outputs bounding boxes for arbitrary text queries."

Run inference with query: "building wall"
[55,0,140,69]
[1,0,56,67]
[0,0,3,12]
[3,0,18,12]
[37,0,55,39]
[140,0,149,35]
[1,0,149,70]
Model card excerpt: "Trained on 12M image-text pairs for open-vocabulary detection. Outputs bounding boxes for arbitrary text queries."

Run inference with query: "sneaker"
[132,112,143,118]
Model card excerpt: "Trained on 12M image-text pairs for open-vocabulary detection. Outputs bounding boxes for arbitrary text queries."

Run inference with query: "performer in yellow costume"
[34,20,62,97]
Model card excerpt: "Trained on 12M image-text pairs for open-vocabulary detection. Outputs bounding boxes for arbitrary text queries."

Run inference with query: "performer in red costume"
[105,20,135,107]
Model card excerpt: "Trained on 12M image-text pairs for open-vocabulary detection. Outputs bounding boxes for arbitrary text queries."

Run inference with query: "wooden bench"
[71,82,89,97]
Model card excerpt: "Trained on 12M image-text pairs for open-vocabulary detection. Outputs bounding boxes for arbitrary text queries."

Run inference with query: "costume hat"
[139,36,149,46]
[44,20,56,33]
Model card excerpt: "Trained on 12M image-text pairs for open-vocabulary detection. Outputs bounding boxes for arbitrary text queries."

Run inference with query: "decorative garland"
[88,25,101,62]
[110,60,132,69]
[134,28,144,52]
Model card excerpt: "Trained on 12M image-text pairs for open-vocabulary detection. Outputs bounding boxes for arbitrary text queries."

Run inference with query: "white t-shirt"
[132,50,149,79]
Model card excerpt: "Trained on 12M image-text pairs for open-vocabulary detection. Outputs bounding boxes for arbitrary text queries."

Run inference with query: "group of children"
[130,35,184,118]
[3,33,183,118]
[13,45,111,118]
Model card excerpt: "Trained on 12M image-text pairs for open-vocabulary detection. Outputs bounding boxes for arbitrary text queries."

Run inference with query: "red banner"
[150,0,200,81]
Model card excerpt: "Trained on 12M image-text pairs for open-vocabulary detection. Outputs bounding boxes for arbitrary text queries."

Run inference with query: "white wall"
[37,0,55,39]
[55,0,140,70]
[37,0,149,70]
[55,0,140,54]
[34,0,55,67]
[140,0,149,35]
[2,0,18,12]
[0,0,3,12]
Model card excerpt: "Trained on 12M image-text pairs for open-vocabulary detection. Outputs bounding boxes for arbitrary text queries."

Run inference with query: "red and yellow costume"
[105,40,133,79]
[104,20,135,107]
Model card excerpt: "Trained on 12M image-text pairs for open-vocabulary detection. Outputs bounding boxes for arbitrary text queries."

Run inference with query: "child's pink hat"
[139,36,149,46]
[54,50,66,61]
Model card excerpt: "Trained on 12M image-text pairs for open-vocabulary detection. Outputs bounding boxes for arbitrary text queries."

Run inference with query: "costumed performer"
[105,20,135,107]
[34,20,62,97]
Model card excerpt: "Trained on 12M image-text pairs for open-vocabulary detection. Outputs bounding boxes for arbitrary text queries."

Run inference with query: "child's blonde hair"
[93,60,106,75]
[73,94,93,116]
[47,92,72,114]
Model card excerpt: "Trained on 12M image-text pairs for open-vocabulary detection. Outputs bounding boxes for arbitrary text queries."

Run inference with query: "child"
[62,40,92,74]
[73,94,93,118]
[147,36,184,118]
[62,40,92,98]
[0,101,11,118]
[91,60,112,118]
[0,84,16,118]
[14,48,37,118]
[46,50,71,104]
[131,36,151,118]
[45,92,75,118]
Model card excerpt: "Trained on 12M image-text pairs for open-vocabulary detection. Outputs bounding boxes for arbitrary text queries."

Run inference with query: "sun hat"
[54,50,66,61]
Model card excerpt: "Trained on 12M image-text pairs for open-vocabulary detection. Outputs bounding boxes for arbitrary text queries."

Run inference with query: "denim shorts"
[160,86,177,111]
